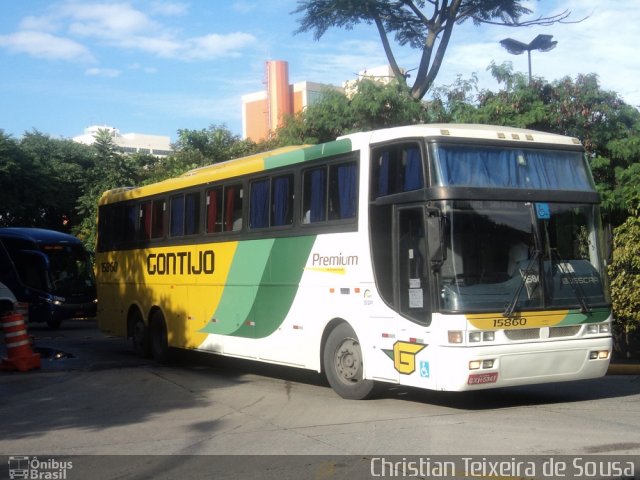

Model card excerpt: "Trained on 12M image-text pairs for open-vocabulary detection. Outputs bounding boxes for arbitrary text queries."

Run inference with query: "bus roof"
[341,123,582,147]
[99,124,583,205]
[0,228,83,245]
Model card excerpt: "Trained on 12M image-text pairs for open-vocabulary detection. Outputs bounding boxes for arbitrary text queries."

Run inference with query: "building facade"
[73,125,173,157]
[241,60,341,141]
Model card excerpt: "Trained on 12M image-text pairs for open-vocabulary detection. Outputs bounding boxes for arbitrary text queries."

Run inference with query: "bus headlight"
[586,324,599,334]
[469,331,482,343]
[448,331,463,344]
[586,324,611,335]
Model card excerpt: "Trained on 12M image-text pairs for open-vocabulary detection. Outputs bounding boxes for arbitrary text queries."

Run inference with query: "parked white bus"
[96,124,612,399]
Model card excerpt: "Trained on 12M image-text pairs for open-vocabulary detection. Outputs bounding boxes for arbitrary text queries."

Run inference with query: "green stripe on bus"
[200,236,316,338]
[264,139,352,170]
[201,239,274,335]
[558,307,611,325]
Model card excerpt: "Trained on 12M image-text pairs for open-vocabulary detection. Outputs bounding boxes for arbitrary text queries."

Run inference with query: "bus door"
[394,206,431,326]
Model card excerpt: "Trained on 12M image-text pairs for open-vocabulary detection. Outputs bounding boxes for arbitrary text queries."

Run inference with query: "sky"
[1,0,639,143]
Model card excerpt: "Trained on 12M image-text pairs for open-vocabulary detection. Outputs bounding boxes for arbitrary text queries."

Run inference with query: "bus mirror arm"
[425,208,444,269]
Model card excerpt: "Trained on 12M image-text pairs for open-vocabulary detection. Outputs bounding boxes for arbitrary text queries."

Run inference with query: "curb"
[607,363,640,375]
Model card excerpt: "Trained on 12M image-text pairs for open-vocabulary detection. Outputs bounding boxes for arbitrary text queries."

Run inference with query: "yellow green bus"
[96,124,612,399]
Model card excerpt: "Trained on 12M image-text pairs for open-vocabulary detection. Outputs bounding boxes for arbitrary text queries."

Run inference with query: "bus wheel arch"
[128,305,149,357]
[321,320,378,400]
[148,307,170,364]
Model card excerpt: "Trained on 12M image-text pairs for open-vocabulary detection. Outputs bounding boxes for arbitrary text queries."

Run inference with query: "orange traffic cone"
[1,311,41,372]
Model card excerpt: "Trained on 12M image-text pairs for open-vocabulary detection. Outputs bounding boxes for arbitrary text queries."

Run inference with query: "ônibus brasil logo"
[8,456,73,479]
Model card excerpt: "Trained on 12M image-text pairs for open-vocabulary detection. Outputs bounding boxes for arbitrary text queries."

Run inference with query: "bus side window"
[226,184,243,231]
[250,179,270,229]
[170,195,185,237]
[151,199,165,239]
[271,174,293,227]
[184,192,200,235]
[139,202,152,239]
[302,167,327,223]
[373,144,424,198]
[206,187,223,233]
[329,161,357,220]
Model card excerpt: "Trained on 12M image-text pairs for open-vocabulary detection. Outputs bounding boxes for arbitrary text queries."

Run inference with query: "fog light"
[586,324,598,334]
[483,331,495,342]
[469,360,482,370]
[589,350,609,360]
[448,331,463,344]
[482,359,495,369]
[599,324,610,334]
[469,332,481,343]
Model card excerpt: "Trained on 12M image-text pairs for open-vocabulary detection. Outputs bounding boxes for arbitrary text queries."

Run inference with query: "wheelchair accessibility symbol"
[419,361,430,378]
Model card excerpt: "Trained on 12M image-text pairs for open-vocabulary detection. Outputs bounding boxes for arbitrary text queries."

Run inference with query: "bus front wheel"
[323,323,377,400]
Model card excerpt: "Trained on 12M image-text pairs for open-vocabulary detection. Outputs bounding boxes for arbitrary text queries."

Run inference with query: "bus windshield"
[44,244,96,296]
[438,201,609,313]
[432,144,594,191]
[15,244,95,296]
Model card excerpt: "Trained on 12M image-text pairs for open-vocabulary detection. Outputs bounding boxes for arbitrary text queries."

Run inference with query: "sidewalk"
[607,361,640,375]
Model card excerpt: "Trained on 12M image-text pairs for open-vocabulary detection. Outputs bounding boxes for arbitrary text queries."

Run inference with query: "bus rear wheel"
[130,312,149,358]
[149,310,170,364]
[323,323,377,400]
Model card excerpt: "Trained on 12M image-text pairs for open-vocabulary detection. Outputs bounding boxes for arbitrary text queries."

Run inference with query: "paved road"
[1,320,639,478]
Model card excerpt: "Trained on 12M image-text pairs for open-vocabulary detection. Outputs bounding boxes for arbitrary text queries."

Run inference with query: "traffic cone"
[1,311,41,372]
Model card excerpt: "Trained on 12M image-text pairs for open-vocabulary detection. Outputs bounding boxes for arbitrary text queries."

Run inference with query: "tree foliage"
[75,129,146,246]
[0,129,93,231]
[293,0,575,99]
[455,63,640,224]
[609,201,640,353]
[276,79,430,144]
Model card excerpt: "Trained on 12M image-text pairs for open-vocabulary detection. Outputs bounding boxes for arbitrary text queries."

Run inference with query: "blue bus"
[0,228,97,328]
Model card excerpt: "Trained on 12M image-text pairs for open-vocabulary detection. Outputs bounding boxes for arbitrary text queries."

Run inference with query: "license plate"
[468,372,498,385]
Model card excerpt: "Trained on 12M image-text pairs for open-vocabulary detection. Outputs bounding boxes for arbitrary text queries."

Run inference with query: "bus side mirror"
[425,208,444,268]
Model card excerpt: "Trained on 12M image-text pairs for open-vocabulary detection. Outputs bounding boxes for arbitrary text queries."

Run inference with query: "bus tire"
[149,310,170,364]
[130,311,150,358]
[46,317,62,329]
[323,322,377,400]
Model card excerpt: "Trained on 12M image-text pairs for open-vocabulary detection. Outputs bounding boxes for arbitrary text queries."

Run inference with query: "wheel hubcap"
[335,339,362,383]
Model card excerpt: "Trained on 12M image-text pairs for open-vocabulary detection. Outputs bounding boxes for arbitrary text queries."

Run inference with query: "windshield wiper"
[550,249,592,314]
[502,249,541,318]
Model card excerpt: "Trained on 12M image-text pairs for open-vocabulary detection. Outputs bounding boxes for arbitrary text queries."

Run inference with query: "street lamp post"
[499,34,557,83]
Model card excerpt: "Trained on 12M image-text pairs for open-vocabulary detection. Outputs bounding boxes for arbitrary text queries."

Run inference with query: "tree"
[276,79,429,143]
[609,200,640,357]
[0,130,94,231]
[293,0,576,100]
[173,124,258,167]
[75,129,144,247]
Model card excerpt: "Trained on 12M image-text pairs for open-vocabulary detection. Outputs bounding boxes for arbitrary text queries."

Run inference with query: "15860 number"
[101,261,118,273]
[493,317,527,328]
